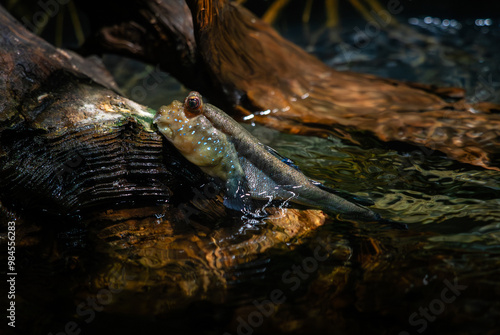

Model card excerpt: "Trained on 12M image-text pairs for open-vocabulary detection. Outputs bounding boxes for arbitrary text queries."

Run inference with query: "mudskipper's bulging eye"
[185,92,203,113]
[187,97,200,109]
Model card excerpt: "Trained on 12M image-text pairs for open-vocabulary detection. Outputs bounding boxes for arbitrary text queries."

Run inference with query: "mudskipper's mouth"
[159,126,173,139]
[153,109,174,139]
[155,118,174,139]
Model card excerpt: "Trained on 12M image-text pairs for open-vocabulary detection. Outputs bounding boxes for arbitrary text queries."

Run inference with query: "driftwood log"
[72,0,500,171]
[0,5,184,215]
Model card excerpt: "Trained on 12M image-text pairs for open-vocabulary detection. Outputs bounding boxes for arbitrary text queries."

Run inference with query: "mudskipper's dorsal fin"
[263,145,301,171]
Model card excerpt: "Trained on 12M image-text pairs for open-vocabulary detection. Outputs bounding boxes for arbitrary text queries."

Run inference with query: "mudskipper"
[154,92,405,229]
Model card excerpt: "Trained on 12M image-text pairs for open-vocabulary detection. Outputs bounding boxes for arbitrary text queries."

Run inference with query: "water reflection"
[8,130,500,335]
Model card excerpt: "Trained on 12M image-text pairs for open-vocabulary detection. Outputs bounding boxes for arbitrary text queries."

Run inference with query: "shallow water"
[3,5,500,335]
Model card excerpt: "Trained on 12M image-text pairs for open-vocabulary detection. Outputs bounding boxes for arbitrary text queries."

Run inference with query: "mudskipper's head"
[154,91,205,139]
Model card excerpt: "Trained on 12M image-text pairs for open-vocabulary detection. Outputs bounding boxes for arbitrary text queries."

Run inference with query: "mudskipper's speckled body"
[154,91,401,225]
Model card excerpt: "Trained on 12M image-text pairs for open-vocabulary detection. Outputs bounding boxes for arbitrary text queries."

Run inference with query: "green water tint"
[224,124,500,333]
[247,123,500,224]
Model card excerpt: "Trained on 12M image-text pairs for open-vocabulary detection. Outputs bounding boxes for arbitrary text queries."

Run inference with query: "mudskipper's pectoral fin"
[222,175,261,215]
[223,175,269,218]
[223,176,249,211]
[309,180,375,207]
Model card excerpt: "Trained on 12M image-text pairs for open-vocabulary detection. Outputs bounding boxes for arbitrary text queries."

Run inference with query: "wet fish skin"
[154,91,402,226]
